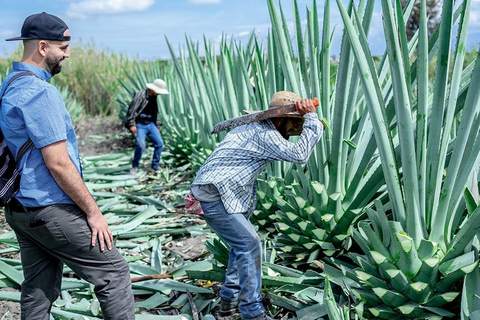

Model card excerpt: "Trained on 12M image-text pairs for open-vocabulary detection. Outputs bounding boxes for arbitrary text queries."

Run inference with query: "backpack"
[0,71,36,206]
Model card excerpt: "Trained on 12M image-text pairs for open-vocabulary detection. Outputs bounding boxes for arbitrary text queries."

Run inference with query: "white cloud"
[66,0,155,19]
[189,0,221,3]
[0,30,13,37]
[470,11,480,26]
[470,1,480,27]
[237,31,250,37]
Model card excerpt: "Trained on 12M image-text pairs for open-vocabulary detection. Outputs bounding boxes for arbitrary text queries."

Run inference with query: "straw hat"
[242,91,305,136]
[244,91,303,119]
[146,79,169,95]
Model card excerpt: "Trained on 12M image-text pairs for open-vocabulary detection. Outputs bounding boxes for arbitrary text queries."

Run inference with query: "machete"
[211,97,319,134]
[132,132,147,152]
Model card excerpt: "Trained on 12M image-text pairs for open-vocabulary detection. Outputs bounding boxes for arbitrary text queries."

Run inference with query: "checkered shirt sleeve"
[192,113,322,214]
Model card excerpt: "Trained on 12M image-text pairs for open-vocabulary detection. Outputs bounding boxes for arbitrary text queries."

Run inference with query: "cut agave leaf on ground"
[133,279,212,295]
[0,260,23,286]
[134,292,170,309]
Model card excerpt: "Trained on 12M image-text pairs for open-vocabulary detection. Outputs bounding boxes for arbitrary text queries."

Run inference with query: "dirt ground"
[0,117,207,319]
[74,117,134,156]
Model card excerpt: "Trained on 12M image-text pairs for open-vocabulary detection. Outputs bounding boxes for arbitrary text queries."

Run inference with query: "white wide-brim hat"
[146,79,169,95]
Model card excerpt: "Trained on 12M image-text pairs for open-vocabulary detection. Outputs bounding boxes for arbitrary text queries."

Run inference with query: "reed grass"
[0,41,167,117]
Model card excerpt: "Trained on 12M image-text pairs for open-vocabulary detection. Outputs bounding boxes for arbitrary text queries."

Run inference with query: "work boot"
[219,298,239,317]
[129,167,139,175]
[242,312,275,320]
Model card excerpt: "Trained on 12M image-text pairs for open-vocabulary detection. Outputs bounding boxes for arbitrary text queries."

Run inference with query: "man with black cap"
[124,79,169,174]
[0,12,135,320]
[187,91,323,320]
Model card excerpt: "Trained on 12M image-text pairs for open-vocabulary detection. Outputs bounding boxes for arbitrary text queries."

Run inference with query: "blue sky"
[0,0,479,61]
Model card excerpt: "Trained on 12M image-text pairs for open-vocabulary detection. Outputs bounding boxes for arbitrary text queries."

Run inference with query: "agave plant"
[251,0,396,267]
[324,276,356,320]
[55,80,86,123]
[115,0,388,270]
[332,0,480,317]
[460,174,480,319]
[123,0,389,270]
[115,60,200,171]
[116,30,269,171]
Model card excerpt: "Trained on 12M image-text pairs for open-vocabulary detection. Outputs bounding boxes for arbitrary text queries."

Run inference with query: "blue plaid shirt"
[192,113,322,214]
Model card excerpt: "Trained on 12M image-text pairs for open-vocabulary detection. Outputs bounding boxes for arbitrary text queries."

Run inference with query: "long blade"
[211,104,297,134]
[132,132,147,151]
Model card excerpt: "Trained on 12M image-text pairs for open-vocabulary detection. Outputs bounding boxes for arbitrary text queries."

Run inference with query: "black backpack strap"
[0,71,37,162]
[16,139,35,163]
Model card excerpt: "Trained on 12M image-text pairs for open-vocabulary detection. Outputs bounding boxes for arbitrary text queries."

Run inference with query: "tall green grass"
[56,41,147,116]
[0,41,160,117]
[0,71,85,123]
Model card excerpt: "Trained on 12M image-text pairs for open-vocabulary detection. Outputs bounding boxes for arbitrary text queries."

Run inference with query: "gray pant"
[5,203,135,320]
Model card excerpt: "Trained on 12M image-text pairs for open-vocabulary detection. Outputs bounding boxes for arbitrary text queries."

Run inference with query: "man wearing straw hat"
[186,91,324,320]
[124,79,169,174]
[0,12,134,319]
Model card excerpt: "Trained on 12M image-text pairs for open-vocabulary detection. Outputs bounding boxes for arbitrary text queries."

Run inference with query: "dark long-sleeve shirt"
[124,89,160,129]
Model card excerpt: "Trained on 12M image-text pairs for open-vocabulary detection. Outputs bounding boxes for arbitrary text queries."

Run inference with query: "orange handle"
[296,97,319,112]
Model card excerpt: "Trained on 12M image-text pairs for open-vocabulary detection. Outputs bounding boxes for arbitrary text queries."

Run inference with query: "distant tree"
[401,0,443,40]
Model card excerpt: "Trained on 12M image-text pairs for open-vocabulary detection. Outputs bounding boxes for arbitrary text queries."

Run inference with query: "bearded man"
[0,12,135,320]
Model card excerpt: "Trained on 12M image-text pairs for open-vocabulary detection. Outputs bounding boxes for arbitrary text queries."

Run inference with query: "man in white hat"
[186,91,324,320]
[124,79,169,174]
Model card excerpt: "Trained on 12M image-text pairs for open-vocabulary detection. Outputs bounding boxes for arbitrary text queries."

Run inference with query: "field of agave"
[1,0,480,319]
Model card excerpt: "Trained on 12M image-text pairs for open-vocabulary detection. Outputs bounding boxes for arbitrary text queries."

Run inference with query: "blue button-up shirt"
[192,113,323,214]
[0,62,81,207]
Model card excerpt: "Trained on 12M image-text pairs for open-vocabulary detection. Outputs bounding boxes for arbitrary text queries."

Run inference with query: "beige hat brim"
[146,83,169,95]
[243,110,304,119]
[242,110,305,135]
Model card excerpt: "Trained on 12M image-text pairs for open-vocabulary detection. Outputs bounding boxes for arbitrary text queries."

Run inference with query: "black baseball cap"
[6,12,70,42]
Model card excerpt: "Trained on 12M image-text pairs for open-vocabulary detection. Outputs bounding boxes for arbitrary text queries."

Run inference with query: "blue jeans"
[132,122,164,169]
[200,200,265,319]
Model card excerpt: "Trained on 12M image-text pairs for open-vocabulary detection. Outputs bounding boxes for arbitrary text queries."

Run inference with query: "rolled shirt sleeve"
[259,113,323,164]
[192,112,323,214]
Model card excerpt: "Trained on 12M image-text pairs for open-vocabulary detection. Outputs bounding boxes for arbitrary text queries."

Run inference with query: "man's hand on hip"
[130,126,137,133]
[41,140,113,251]
[87,211,113,251]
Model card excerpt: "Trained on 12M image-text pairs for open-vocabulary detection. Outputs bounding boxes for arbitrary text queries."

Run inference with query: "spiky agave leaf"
[257,169,359,267]
[251,0,393,268]
[341,201,474,319]
[335,0,480,317]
